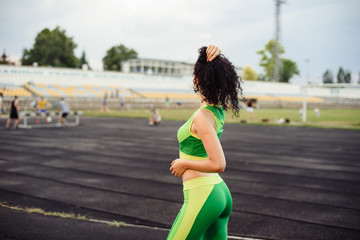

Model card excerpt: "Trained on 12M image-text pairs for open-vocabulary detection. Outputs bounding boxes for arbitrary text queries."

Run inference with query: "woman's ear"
[193,76,199,85]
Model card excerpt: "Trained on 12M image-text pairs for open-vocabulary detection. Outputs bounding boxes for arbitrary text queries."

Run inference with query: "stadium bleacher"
[20,82,141,99]
[0,82,32,97]
[1,66,359,109]
[0,82,332,105]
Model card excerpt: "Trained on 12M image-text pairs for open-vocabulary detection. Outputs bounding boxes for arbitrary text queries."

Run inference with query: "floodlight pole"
[273,0,285,82]
[302,84,307,123]
[302,59,310,123]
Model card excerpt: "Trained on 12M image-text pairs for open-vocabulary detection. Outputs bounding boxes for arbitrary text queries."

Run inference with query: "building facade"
[122,58,243,77]
[121,58,194,77]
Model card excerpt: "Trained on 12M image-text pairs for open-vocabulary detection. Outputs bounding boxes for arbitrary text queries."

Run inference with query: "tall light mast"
[273,0,285,82]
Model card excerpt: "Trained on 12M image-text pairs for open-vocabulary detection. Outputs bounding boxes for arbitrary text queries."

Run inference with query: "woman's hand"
[206,45,221,62]
[170,158,187,178]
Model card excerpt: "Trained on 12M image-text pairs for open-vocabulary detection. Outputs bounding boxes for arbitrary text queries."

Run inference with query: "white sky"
[0,0,359,84]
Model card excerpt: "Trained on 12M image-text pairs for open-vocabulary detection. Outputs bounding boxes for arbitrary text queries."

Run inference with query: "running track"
[0,116,359,240]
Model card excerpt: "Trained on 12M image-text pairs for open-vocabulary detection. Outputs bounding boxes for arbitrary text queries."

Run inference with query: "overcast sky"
[1,0,359,84]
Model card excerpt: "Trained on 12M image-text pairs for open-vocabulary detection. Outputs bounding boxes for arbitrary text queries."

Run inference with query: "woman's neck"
[200,98,209,107]
[199,93,211,107]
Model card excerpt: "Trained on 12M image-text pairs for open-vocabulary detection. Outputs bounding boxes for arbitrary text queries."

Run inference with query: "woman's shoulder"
[202,105,225,119]
[193,108,216,127]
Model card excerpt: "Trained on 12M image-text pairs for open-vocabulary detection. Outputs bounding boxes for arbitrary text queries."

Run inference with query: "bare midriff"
[180,118,218,182]
[182,169,218,182]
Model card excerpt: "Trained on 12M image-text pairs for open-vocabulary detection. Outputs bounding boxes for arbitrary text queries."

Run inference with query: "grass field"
[84,108,360,130]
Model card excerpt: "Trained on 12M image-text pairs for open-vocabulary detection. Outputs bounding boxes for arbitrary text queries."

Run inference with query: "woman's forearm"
[184,158,225,173]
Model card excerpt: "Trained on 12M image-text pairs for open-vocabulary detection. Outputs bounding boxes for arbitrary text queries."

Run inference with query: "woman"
[168,45,243,239]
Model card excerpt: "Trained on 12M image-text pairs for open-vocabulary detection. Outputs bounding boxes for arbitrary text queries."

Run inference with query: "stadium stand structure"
[0,82,32,97]
[23,82,141,99]
[1,65,359,109]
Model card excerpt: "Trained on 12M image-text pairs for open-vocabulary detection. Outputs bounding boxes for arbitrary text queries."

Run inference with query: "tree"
[257,39,299,82]
[77,51,90,69]
[337,67,351,83]
[242,65,258,80]
[0,49,9,65]
[344,72,351,83]
[21,26,78,68]
[337,67,345,83]
[257,39,284,81]
[322,70,334,83]
[102,44,138,71]
[258,73,266,81]
[280,58,299,83]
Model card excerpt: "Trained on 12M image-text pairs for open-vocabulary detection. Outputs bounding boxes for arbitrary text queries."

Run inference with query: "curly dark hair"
[193,46,244,117]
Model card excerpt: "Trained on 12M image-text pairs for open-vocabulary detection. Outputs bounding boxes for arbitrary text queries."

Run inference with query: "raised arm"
[170,109,226,178]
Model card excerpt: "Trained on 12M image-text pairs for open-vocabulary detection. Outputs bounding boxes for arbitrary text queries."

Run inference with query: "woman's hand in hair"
[206,45,221,62]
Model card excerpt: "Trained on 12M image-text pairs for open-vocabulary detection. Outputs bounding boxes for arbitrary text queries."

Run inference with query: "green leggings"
[167,175,233,240]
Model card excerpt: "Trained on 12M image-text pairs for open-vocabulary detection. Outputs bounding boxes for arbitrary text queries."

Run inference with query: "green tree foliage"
[77,51,90,69]
[280,58,299,83]
[257,39,299,82]
[322,70,334,84]
[337,67,345,83]
[257,39,284,81]
[21,26,78,67]
[337,67,351,83]
[344,72,351,83]
[242,65,258,80]
[103,44,138,71]
[258,73,266,81]
[0,49,9,65]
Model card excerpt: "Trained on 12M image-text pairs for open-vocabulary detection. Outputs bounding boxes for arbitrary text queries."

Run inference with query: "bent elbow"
[216,163,226,173]
[208,157,226,173]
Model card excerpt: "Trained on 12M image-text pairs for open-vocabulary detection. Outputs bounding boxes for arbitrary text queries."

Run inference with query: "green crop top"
[177,105,225,161]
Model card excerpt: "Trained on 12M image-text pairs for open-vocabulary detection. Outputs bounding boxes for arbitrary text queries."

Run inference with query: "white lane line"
[89,218,268,239]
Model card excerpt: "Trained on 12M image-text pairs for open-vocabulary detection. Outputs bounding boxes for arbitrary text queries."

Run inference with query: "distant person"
[0,92,3,115]
[36,96,52,124]
[299,108,303,119]
[58,98,71,125]
[100,92,110,112]
[314,108,320,118]
[120,94,125,111]
[167,45,243,239]
[6,96,19,129]
[165,95,170,109]
[30,100,38,112]
[149,108,161,126]
[246,99,255,121]
[176,101,182,108]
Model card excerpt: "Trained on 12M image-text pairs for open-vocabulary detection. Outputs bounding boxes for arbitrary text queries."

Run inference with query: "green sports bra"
[177,105,225,161]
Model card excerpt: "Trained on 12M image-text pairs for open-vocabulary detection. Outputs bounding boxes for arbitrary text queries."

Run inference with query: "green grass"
[0,202,88,220]
[108,220,128,227]
[84,108,360,130]
[85,109,197,121]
